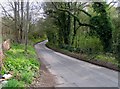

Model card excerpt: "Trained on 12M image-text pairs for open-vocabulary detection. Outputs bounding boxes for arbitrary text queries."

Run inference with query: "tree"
[20,0,24,43]
[115,1,120,66]
[25,0,29,52]
[90,2,113,52]
[45,2,94,47]
[14,1,18,42]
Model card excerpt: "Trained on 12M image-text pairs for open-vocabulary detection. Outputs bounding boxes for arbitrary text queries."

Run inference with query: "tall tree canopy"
[90,2,113,52]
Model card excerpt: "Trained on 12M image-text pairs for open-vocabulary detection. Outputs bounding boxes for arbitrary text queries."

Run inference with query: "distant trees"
[1,1,26,43]
[0,1,43,52]
[1,0,29,52]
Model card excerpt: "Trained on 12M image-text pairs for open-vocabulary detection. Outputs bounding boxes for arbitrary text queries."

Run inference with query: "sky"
[0,0,118,2]
[0,0,119,20]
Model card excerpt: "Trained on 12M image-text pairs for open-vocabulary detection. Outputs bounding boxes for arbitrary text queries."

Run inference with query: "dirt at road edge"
[30,44,56,88]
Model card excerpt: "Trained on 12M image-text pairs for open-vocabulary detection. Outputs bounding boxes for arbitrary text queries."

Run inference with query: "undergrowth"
[2,43,40,88]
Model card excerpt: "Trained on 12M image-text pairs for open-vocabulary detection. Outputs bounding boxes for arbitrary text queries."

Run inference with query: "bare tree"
[14,1,18,42]
[25,0,29,52]
[20,0,24,43]
[1,0,43,45]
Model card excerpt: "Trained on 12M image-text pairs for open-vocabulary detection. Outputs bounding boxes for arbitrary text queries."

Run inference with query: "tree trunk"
[14,1,18,42]
[20,0,24,43]
[25,0,29,52]
[72,12,77,45]
[66,2,71,45]
[17,0,20,43]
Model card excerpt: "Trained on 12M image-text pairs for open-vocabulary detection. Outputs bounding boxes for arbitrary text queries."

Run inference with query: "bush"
[59,35,103,54]
[74,35,103,54]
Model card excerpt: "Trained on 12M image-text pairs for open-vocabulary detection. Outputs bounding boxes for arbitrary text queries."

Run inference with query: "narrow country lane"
[35,40,118,87]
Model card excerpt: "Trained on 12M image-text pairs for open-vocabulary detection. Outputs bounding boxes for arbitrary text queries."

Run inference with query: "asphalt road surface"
[35,40,119,87]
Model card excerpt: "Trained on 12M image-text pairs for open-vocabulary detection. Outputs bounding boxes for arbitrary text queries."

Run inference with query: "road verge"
[46,43,119,72]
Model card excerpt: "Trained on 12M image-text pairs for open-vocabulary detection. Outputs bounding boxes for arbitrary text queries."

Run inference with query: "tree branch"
[52,2,91,17]
[0,4,15,21]
[108,1,117,10]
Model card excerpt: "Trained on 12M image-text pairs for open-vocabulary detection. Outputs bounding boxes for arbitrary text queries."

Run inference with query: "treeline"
[43,2,120,62]
[1,1,46,52]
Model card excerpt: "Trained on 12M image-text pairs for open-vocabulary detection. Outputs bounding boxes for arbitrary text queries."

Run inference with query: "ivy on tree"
[90,2,113,52]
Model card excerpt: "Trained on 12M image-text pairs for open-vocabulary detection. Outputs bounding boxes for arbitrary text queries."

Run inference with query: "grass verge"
[46,43,119,72]
[1,43,40,88]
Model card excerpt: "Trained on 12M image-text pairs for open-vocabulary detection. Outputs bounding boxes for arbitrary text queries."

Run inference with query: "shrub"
[74,35,103,54]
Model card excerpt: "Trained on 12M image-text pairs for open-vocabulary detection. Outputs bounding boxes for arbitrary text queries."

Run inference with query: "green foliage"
[46,2,74,46]
[112,14,120,62]
[2,44,40,87]
[106,6,120,65]
[43,18,59,45]
[46,27,58,45]
[90,2,113,52]
[28,23,47,44]
[92,2,107,14]
[45,2,119,67]
[60,33,103,54]
[95,54,118,65]
[74,34,103,54]
[3,79,25,88]
[29,36,47,45]
[4,44,39,73]
[20,71,33,84]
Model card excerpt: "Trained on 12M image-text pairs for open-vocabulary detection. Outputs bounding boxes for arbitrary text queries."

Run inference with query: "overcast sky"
[0,0,119,19]
[0,0,118,2]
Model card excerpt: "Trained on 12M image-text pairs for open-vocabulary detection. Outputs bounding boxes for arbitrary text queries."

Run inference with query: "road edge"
[46,43,119,72]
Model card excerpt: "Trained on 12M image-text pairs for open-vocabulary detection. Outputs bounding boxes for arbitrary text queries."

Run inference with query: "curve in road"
[35,40,118,87]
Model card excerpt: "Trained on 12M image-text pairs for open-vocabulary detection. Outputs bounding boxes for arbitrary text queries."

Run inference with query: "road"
[35,40,119,87]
